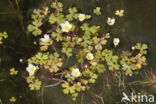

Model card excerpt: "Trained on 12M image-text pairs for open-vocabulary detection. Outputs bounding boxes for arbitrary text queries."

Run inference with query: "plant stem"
[0,98,3,104]
[50,78,66,83]
[51,72,69,76]
[51,45,57,52]
[81,93,84,104]
[40,75,66,83]
[44,82,61,88]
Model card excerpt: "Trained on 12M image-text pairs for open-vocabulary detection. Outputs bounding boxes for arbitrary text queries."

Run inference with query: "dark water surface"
[0,0,156,104]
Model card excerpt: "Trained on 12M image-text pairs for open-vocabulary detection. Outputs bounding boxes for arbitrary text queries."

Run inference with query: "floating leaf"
[93,7,101,15]
[10,68,18,76]
[115,10,124,17]
[9,97,16,103]
[49,13,57,24]
[44,58,63,73]
[27,20,42,36]
[0,32,8,44]
[66,7,78,21]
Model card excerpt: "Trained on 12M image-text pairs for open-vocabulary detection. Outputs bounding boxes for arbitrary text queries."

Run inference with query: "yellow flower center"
[74,71,78,76]
[80,16,84,20]
[109,21,113,25]
[64,25,69,31]
[45,39,50,42]
[88,56,92,60]
[114,41,118,44]
[30,67,35,72]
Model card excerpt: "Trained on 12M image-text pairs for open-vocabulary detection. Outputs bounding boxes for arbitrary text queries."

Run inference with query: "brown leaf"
[44,58,63,73]
[39,40,53,51]
[40,45,48,51]
[95,44,102,50]
[100,39,107,45]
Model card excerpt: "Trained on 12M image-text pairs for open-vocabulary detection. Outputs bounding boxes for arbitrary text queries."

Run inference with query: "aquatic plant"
[9,68,18,76]
[0,32,8,44]
[115,9,124,17]
[93,7,101,15]
[26,1,148,101]
[129,68,156,90]
[9,96,16,103]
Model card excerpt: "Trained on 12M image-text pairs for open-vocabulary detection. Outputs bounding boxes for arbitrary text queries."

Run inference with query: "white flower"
[107,17,115,26]
[19,58,23,63]
[60,21,72,32]
[84,65,88,68]
[79,14,85,21]
[40,34,50,43]
[131,46,135,50]
[86,53,94,60]
[26,64,37,76]
[71,68,81,77]
[113,38,120,46]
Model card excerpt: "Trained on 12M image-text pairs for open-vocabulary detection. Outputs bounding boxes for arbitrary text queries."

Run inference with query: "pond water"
[0,0,156,104]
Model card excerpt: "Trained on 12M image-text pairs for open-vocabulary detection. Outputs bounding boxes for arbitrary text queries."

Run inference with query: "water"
[0,0,156,104]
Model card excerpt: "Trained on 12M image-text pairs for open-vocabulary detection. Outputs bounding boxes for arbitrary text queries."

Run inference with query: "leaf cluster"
[0,32,8,44]
[93,7,101,15]
[26,1,148,101]
[26,76,42,90]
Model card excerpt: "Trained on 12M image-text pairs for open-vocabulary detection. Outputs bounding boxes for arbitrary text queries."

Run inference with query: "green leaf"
[85,15,91,19]
[57,13,65,24]
[96,64,105,73]
[49,13,57,24]
[62,48,72,57]
[51,2,63,12]
[0,32,8,38]
[142,44,148,49]
[89,78,96,83]
[66,8,78,21]
[63,89,69,94]
[93,7,101,15]
[27,20,42,36]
